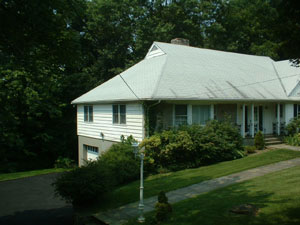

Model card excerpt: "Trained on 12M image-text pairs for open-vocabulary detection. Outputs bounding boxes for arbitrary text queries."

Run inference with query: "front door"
[254,106,263,133]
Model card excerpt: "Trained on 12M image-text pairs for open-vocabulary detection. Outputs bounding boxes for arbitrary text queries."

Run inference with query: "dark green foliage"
[244,146,256,154]
[53,161,113,205]
[286,117,300,136]
[1,0,299,173]
[158,191,168,204]
[254,131,265,150]
[284,133,300,146]
[141,121,244,172]
[54,157,76,169]
[155,191,172,223]
[53,142,139,206]
[99,142,139,185]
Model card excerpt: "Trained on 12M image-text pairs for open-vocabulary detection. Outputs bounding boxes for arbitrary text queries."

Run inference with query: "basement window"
[84,144,99,154]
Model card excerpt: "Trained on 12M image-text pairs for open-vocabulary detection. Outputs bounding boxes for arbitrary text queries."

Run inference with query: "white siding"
[77,103,144,142]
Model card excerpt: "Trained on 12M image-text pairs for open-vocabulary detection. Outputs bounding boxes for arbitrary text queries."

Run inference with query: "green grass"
[0,168,71,182]
[78,149,300,214]
[126,165,300,225]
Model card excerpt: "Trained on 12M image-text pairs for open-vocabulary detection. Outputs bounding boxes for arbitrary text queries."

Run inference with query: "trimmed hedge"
[140,120,244,172]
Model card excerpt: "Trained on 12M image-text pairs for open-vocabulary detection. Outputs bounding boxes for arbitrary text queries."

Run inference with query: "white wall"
[77,103,144,142]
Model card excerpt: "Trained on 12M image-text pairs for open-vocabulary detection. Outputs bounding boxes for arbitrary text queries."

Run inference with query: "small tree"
[155,191,172,223]
[254,131,265,150]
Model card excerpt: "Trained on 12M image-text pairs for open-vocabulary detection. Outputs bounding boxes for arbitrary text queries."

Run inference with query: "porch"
[148,101,296,137]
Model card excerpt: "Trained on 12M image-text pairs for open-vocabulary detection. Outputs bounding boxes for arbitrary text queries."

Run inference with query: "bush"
[254,131,265,150]
[53,141,139,206]
[155,191,172,223]
[99,142,139,185]
[53,161,114,205]
[244,145,256,154]
[54,156,75,168]
[286,117,300,135]
[284,133,300,146]
[141,120,244,172]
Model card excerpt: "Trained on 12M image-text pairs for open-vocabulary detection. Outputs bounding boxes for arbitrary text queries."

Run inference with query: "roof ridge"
[151,54,169,98]
[154,41,272,59]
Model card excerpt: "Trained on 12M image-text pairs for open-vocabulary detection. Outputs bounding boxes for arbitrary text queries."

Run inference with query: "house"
[72,38,300,166]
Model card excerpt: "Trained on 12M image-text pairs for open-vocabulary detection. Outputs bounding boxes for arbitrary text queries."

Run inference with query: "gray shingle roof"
[72,42,300,104]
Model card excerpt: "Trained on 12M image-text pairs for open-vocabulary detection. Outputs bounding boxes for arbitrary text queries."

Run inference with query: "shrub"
[190,120,244,165]
[254,131,265,150]
[54,156,75,168]
[155,191,172,223]
[53,141,139,206]
[284,133,300,146]
[141,120,244,172]
[286,117,300,135]
[99,142,139,185]
[244,145,256,154]
[53,161,114,205]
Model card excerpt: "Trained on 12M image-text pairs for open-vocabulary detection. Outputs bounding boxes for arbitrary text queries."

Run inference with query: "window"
[192,105,210,125]
[175,105,187,126]
[84,105,93,122]
[84,144,98,154]
[113,104,126,124]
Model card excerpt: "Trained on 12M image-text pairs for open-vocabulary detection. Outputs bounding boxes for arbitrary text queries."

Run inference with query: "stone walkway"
[267,143,300,151]
[94,158,300,225]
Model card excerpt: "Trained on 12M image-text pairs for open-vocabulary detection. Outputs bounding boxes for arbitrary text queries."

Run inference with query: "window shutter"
[294,104,298,117]
[84,106,88,121]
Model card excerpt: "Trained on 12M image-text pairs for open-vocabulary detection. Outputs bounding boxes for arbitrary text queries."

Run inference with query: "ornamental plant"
[155,191,172,223]
[254,131,265,150]
[140,120,244,172]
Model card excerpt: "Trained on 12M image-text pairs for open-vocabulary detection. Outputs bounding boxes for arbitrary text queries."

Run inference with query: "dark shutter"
[84,106,88,121]
[294,104,298,118]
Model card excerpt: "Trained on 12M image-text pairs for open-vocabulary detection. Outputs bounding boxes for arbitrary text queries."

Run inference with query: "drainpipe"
[143,100,161,138]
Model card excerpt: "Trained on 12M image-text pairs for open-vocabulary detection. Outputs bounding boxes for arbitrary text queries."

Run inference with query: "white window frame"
[84,105,93,122]
[83,144,99,154]
[174,104,188,126]
[112,104,126,124]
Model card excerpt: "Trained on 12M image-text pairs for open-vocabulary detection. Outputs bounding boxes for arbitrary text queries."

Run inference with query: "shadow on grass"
[75,174,213,215]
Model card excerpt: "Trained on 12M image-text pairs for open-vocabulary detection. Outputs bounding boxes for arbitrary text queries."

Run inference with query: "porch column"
[251,104,254,138]
[210,104,214,120]
[242,104,245,138]
[277,103,280,135]
[187,104,192,125]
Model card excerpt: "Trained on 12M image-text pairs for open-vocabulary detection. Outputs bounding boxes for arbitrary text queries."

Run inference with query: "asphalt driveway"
[0,173,73,225]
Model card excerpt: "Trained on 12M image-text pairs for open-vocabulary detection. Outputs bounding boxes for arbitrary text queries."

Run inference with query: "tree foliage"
[0,0,299,172]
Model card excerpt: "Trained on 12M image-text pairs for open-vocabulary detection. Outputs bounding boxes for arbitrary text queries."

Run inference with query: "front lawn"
[78,149,300,214]
[0,168,70,182]
[127,164,300,225]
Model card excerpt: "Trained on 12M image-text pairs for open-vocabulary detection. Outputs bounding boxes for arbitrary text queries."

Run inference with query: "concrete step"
[264,137,280,141]
[265,141,283,146]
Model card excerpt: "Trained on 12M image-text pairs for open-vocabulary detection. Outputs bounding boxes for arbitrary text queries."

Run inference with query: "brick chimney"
[170,38,189,46]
